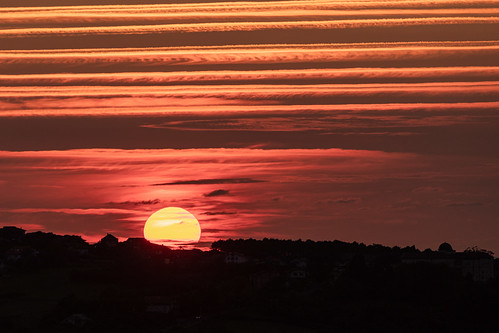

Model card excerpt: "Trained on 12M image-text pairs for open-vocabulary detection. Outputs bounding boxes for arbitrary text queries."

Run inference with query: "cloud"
[334,198,359,204]
[2,83,498,121]
[5,6,495,31]
[2,42,497,76]
[3,66,498,87]
[202,211,236,216]
[4,208,136,215]
[447,202,483,207]
[1,0,493,11]
[2,17,498,38]
[204,189,230,197]
[154,178,264,186]
[109,199,161,206]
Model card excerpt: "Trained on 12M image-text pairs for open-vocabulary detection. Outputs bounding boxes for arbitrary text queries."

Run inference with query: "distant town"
[1,226,498,332]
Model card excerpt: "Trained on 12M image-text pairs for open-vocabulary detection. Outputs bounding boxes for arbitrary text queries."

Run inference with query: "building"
[224,253,248,264]
[289,270,307,279]
[98,233,119,248]
[402,243,494,282]
[144,296,175,314]
[455,251,494,282]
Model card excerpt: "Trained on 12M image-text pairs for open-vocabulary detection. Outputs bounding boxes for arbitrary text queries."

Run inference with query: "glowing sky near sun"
[0,0,498,252]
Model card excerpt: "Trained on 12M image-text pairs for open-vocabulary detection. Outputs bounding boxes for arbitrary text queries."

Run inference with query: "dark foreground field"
[1,229,498,332]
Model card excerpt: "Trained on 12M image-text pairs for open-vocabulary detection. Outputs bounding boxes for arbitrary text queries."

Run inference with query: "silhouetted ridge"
[211,238,418,259]
[1,227,498,332]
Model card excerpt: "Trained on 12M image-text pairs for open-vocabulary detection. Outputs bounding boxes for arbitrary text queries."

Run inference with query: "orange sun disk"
[144,207,201,244]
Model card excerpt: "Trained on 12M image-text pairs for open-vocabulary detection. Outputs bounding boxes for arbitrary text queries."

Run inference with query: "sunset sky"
[0,0,498,253]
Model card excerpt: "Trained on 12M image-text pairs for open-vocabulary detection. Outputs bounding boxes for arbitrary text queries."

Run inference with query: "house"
[61,313,93,328]
[144,296,175,314]
[402,251,455,266]
[250,270,278,289]
[5,246,39,263]
[146,304,173,314]
[454,251,494,282]
[63,235,89,256]
[291,258,308,269]
[98,233,119,247]
[224,253,248,264]
[5,248,22,263]
[331,263,347,280]
[123,237,150,250]
[289,270,307,279]
[122,238,172,259]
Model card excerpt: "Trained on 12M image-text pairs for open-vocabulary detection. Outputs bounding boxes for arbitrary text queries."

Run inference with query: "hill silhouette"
[0,227,498,332]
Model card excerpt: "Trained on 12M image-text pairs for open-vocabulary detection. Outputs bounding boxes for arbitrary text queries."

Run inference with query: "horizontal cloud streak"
[2,9,498,29]
[155,178,265,185]
[1,82,497,115]
[1,102,498,117]
[3,0,499,12]
[2,42,497,74]
[2,67,499,86]
[2,17,498,38]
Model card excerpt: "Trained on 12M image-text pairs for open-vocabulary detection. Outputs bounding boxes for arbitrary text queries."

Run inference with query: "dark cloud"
[154,178,264,186]
[200,228,227,233]
[109,199,161,206]
[334,198,359,204]
[447,202,483,207]
[204,189,230,197]
[202,211,236,216]
[3,24,498,51]
[1,111,498,157]
[194,241,215,249]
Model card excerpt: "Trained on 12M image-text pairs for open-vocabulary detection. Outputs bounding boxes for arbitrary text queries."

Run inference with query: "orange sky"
[0,0,498,253]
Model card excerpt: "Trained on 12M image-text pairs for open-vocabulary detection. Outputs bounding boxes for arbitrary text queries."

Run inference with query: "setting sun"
[144,207,201,244]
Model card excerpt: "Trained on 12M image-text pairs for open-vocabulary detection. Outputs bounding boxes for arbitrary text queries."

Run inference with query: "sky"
[0,0,498,253]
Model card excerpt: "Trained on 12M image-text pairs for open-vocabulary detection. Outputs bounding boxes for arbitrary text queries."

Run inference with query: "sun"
[144,207,201,244]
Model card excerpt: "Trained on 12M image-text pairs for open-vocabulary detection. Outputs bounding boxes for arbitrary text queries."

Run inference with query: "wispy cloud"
[2,82,497,119]
[2,17,498,38]
[2,42,497,75]
[2,67,498,86]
